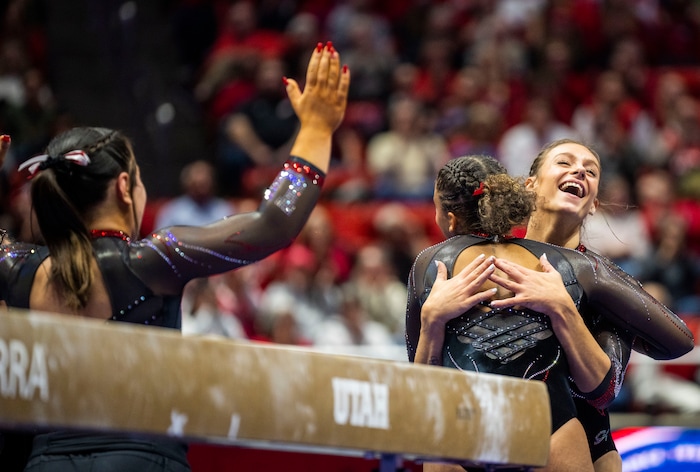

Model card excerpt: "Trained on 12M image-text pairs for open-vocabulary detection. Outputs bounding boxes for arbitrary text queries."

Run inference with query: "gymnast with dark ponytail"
[0,42,349,472]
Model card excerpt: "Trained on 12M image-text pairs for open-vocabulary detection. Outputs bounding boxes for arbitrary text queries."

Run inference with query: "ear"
[116,172,133,206]
[447,211,457,234]
[589,198,599,216]
[525,175,536,191]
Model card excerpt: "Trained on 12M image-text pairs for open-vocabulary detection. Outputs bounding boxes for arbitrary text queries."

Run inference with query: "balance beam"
[0,309,550,470]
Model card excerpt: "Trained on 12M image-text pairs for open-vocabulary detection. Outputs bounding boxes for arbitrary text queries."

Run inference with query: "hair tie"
[472,182,484,196]
[18,150,91,179]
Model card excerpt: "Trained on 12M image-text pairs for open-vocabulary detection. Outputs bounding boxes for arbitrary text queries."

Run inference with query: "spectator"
[258,244,326,342]
[217,56,298,196]
[181,277,247,339]
[194,0,285,119]
[312,284,394,348]
[625,282,700,414]
[366,95,450,200]
[497,96,578,177]
[635,167,700,313]
[582,173,653,278]
[571,70,657,157]
[154,159,235,229]
[341,243,407,342]
[651,93,700,177]
[371,202,433,285]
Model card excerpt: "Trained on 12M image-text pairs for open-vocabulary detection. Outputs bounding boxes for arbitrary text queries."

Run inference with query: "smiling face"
[526,142,600,223]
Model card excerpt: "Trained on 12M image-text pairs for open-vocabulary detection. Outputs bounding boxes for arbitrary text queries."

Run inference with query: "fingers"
[315,42,332,91]
[539,253,555,272]
[492,257,526,281]
[489,272,517,293]
[0,135,10,169]
[337,63,350,108]
[434,260,447,282]
[304,42,324,90]
[284,77,301,106]
[326,43,340,91]
[305,42,338,93]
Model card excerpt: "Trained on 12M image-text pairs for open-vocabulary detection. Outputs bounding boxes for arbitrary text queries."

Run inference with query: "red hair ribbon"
[472,182,484,196]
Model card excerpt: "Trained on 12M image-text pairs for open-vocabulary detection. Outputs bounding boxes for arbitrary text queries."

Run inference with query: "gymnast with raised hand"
[405,150,694,471]
[0,41,349,472]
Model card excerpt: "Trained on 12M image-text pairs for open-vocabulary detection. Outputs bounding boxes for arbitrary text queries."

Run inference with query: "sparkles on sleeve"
[133,157,325,294]
[405,262,422,363]
[580,322,633,409]
[581,252,695,360]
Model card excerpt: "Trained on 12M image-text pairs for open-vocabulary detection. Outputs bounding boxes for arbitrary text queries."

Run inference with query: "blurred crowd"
[1,0,700,415]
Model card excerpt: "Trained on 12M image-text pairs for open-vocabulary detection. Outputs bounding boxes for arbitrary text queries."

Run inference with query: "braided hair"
[436,155,535,236]
[31,127,136,310]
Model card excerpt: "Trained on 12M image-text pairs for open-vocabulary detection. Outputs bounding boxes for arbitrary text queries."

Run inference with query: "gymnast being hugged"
[405,152,694,472]
[0,42,349,472]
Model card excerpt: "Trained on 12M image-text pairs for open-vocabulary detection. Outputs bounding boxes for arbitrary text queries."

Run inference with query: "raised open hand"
[285,42,350,134]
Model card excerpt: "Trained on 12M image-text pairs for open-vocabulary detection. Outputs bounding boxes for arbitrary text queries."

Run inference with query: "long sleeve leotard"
[405,234,694,434]
[0,156,325,470]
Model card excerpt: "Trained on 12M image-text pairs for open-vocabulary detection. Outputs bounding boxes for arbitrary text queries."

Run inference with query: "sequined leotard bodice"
[405,234,695,433]
[0,157,325,466]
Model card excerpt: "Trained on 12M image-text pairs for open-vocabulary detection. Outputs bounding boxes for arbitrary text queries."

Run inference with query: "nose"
[571,165,586,178]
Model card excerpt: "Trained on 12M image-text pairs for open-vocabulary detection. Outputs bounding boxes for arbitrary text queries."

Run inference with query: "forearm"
[413,316,447,366]
[549,302,611,393]
[143,157,323,292]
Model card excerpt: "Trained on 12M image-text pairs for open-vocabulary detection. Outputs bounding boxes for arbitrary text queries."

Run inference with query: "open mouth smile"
[559,181,585,198]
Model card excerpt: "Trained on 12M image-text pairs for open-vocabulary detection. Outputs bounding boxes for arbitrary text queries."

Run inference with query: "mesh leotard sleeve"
[574,250,694,360]
[128,157,325,296]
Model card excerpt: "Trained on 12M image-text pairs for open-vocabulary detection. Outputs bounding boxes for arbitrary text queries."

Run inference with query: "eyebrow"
[554,152,601,170]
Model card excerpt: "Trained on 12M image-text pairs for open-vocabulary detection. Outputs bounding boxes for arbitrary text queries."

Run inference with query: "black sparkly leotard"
[0,157,325,472]
[405,234,694,435]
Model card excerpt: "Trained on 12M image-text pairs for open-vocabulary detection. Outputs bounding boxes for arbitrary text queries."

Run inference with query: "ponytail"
[28,127,133,310]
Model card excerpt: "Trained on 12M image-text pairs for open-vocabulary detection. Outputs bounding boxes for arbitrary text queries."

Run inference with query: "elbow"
[634,335,695,360]
[662,331,696,360]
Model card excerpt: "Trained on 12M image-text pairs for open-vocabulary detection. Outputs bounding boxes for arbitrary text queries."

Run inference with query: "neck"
[525,212,582,249]
[88,214,134,240]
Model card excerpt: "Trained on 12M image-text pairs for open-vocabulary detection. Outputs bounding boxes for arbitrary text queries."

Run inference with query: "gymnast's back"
[407,234,695,365]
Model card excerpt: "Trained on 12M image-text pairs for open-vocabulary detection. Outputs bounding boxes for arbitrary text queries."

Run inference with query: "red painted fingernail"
[282,76,289,86]
[326,41,332,51]
[342,64,348,74]
[0,135,9,143]
[316,42,323,53]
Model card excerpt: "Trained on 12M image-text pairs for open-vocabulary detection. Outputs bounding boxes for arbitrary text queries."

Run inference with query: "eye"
[586,168,598,177]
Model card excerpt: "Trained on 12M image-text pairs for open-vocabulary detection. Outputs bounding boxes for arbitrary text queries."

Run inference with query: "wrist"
[420,307,447,332]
